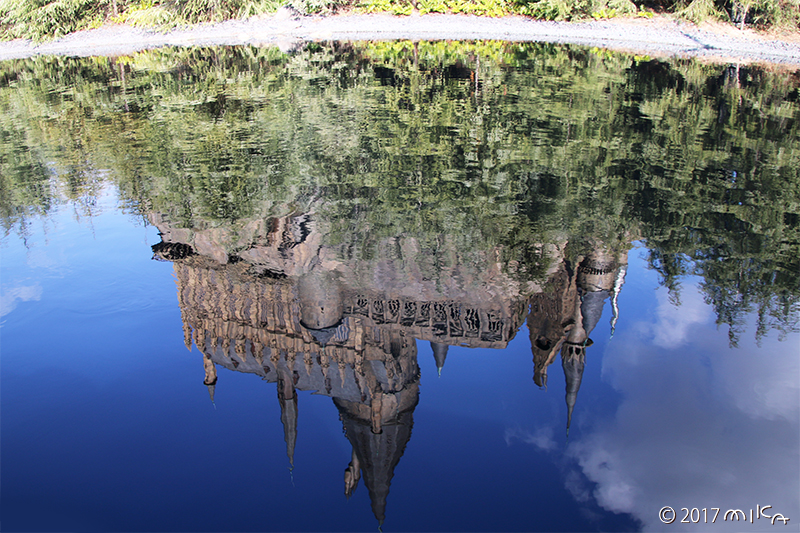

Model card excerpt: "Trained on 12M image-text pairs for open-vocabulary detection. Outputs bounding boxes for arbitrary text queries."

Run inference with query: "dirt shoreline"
[1,13,799,67]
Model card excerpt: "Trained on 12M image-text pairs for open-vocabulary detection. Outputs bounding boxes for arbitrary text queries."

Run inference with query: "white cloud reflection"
[1,284,43,318]
[504,425,557,452]
[567,284,800,531]
[652,285,714,348]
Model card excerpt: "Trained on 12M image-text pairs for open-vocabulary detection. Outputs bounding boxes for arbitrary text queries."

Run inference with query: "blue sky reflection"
[2,194,797,532]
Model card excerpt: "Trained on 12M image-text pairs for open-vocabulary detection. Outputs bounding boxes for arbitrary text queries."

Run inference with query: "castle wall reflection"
[152,206,630,524]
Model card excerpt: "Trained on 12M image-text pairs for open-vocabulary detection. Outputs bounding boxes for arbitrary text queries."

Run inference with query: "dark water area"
[1,42,799,532]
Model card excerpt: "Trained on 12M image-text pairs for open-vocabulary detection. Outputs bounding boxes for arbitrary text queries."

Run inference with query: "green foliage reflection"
[0,42,798,341]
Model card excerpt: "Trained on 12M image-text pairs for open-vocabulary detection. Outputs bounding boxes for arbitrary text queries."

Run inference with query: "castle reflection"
[151,208,628,524]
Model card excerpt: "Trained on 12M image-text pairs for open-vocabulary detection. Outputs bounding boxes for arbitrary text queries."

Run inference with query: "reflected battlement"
[177,256,422,407]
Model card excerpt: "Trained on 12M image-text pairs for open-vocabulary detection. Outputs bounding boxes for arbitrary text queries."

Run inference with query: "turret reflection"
[528,246,628,436]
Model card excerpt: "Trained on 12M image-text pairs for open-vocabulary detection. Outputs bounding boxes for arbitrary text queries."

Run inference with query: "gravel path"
[1,13,799,67]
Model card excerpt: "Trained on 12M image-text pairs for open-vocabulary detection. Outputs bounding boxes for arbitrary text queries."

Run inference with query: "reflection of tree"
[1,43,797,339]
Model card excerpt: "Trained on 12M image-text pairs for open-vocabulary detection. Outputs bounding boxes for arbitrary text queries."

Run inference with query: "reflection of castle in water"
[151,209,627,524]
[528,250,627,436]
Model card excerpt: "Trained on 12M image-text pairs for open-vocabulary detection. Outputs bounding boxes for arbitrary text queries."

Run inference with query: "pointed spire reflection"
[562,341,588,437]
[203,354,218,407]
[526,246,629,438]
[431,342,449,376]
[334,383,419,525]
[559,248,626,436]
[278,369,298,471]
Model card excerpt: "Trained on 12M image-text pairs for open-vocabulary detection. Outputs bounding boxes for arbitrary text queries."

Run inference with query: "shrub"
[514,0,590,19]
[0,0,108,40]
[166,0,278,22]
[675,0,725,23]
[114,1,179,28]
[743,0,800,29]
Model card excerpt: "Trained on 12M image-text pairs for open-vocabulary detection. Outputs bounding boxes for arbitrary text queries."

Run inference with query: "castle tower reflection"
[527,246,628,436]
[153,208,629,523]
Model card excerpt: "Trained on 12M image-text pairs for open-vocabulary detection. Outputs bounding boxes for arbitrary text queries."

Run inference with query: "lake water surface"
[1,42,798,532]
